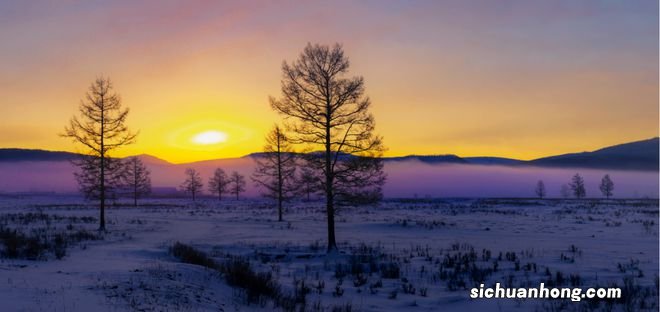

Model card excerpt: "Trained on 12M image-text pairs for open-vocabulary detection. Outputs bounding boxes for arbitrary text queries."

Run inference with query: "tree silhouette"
[72,156,124,206]
[270,43,386,252]
[208,168,230,201]
[62,77,137,231]
[181,168,203,201]
[599,174,614,199]
[229,171,246,200]
[252,126,297,221]
[535,180,546,199]
[121,157,151,206]
[569,173,586,199]
[296,167,320,201]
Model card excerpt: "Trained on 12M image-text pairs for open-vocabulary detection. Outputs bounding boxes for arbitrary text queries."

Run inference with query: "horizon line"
[0,136,657,165]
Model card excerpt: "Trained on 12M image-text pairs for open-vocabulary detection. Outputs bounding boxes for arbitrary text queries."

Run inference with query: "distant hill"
[1,137,657,171]
[133,154,172,165]
[463,157,524,166]
[248,152,468,164]
[0,149,172,164]
[245,152,299,160]
[529,137,659,171]
[0,149,80,162]
[385,154,467,164]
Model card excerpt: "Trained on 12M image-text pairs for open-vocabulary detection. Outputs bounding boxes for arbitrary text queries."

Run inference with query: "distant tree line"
[534,173,615,199]
[179,168,248,201]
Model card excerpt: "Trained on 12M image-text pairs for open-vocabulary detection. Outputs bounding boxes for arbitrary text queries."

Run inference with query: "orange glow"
[0,2,656,163]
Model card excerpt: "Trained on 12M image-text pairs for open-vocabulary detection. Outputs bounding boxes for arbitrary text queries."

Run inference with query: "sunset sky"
[1,1,657,163]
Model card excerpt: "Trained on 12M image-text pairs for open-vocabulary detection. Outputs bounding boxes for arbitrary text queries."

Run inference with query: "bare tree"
[72,156,124,205]
[296,167,320,201]
[122,157,151,206]
[270,43,386,251]
[599,174,614,199]
[252,125,297,221]
[229,171,246,200]
[534,180,546,199]
[570,173,586,199]
[181,168,203,201]
[560,184,571,199]
[62,77,137,231]
[208,168,230,201]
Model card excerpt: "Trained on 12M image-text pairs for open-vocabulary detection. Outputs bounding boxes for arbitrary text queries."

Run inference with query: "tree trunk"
[277,134,283,222]
[134,162,138,207]
[99,95,106,232]
[325,100,337,252]
[100,163,105,231]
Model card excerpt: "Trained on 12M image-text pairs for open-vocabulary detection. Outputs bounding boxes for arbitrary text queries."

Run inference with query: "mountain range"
[1,137,656,171]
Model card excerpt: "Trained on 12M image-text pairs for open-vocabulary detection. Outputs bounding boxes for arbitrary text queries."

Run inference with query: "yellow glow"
[192,130,228,145]
[140,119,257,162]
[0,3,656,164]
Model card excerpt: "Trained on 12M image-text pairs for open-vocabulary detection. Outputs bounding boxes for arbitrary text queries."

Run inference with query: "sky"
[0,1,657,163]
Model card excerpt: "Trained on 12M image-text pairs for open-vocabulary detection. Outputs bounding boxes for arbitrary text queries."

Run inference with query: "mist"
[384,160,659,198]
[1,159,657,199]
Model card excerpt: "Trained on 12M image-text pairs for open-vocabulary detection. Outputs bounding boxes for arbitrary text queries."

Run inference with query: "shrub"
[331,303,353,312]
[219,256,281,305]
[293,278,311,305]
[402,282,416,294]
[388,290,398,299]
[332,283,344,297]
[169,243,286,307]
[52,233,67,260]
[0,227,45,260]
[353,273,368,287]
[169,242,217,269]
[379,262,401,279]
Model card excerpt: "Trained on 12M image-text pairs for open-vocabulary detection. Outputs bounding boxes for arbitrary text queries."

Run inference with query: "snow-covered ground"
[0,195,657,311]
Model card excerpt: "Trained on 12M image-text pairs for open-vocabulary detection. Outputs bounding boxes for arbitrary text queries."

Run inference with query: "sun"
[191,130,228,145]
[166,120,252,156]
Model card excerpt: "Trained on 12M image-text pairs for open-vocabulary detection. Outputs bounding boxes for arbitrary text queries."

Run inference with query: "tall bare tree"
[599,174,614,199]
[534,180,546,199]
[570,173,586,199]
[252,125,297,221]
[122,157,151,206]
[208,168,230,201]
[181,168,203,201]
[229,171,246,200]
[270,43,386,251]
[62,77,137,231]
